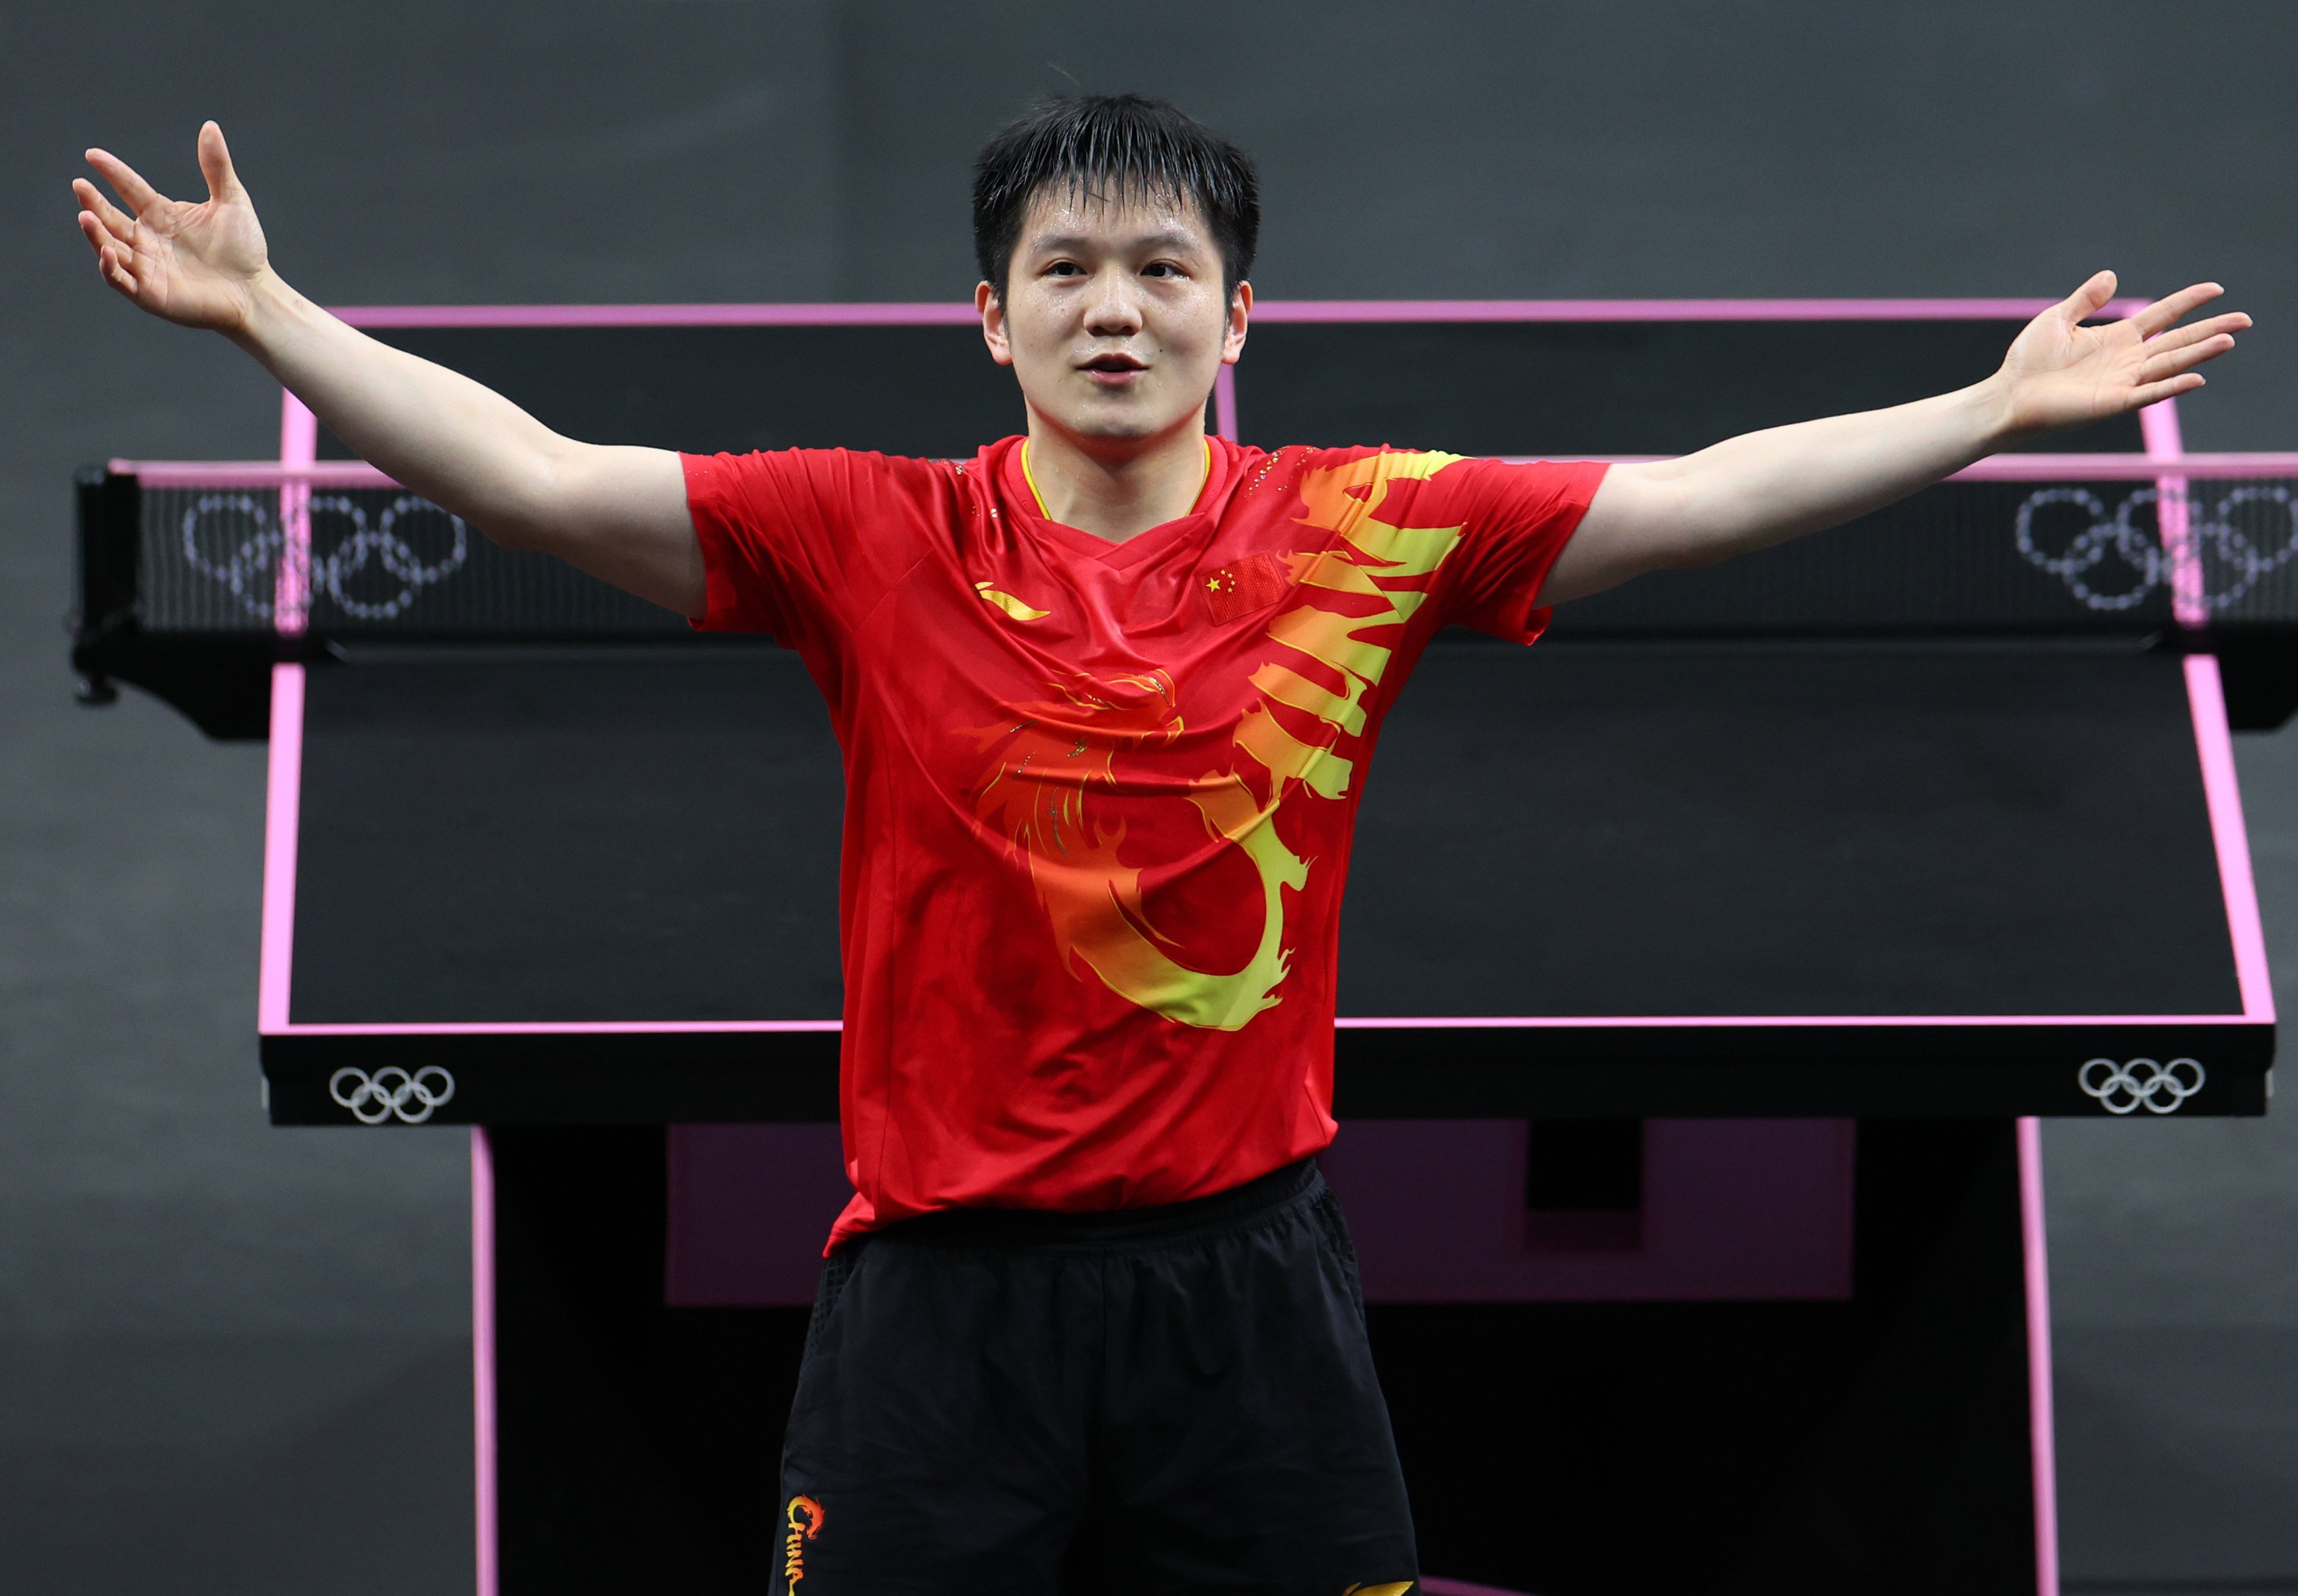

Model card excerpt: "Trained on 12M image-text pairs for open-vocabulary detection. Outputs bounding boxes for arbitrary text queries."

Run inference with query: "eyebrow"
[1029,230,1207,256]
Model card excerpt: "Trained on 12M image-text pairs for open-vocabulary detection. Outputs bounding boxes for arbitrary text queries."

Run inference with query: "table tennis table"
[74,300,2293,1596]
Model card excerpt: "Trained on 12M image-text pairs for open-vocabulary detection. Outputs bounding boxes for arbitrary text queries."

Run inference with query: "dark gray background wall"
[4,3,2294,1592]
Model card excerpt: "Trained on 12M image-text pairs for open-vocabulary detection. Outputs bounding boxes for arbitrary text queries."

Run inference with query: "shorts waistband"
[865,1158,1324,1253]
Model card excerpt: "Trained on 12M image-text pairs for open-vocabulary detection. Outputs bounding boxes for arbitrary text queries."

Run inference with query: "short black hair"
[972,94,1259,302]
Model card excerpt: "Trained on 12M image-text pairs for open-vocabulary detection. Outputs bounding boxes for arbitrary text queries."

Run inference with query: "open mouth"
[1079,352,1148,386]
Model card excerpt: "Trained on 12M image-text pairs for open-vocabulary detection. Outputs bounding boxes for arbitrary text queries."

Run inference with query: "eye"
[1046,260,1084,278]
[1142,262,1184,279]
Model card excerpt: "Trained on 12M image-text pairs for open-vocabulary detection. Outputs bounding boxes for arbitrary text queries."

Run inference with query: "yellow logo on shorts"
[784,1495,825,1587]
[1343,1583,1415,1595]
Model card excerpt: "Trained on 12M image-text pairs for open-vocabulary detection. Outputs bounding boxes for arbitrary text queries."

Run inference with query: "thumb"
[2061,269,2117,322]
[197,120,243,203]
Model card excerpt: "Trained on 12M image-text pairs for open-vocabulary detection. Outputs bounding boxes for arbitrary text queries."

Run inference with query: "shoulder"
[1293,446,1598,500]
[681,449,970,539]
[1278,444,1479,492]
[685,447,957,499]
[1256,449,1605,548]
[1258,445,1479,529]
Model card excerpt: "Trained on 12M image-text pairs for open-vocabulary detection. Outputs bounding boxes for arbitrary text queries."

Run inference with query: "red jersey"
[683,435,1607,1248]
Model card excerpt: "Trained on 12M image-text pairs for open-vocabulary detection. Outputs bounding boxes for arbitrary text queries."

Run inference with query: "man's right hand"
[76,122,270,336]
[71,122,706,618]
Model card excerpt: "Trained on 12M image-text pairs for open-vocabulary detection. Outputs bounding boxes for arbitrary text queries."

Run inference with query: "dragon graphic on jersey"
[964,450,1468,1030]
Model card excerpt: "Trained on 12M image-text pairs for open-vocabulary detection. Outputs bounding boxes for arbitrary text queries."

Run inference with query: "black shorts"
[773,1158,1420,1595]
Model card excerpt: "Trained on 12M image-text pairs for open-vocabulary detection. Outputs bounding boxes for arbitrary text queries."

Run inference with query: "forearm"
[230,270,575,546]
[1643,373,2020,564]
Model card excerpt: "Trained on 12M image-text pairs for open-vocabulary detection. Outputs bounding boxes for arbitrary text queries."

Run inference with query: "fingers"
[73,178,135,246]
[2061,269,2117,321]
[94,240,139,299]
[2143,332,2239,384]
[77,208,122,259]
[2133,281,2225,337]
[83,146,166,215]
[2128,373,2206,410]
[196,120,240,202]
[2145,311,2251,355]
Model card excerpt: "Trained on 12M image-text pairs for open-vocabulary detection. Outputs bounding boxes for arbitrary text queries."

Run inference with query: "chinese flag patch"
[1201,551,1293,623]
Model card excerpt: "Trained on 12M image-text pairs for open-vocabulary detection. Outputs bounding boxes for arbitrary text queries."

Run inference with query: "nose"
[1083,263,1143,339]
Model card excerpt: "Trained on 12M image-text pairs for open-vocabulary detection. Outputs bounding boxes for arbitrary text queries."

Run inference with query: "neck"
[1020,408,1210,543]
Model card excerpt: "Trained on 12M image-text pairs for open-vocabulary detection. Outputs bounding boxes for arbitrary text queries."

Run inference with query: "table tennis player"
[74,92,2243,1593]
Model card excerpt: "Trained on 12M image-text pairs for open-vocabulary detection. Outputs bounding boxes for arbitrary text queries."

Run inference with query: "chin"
[1058,398,1197,445]
[1067,414,1164,442]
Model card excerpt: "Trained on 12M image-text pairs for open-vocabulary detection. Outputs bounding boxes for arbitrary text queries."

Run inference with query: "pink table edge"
[2188,654,2277,1021]
[323,295,2149,328]
[2020,1117,2060,1596]
[118,451,2298,489]
[257,319,2249,1596]
[471,1127,500,1596]
[259,1010,2260,1038]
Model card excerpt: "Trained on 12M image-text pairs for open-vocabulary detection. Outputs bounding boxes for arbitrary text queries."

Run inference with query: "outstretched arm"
[1542,272,2249,605]
[73,123,704,616]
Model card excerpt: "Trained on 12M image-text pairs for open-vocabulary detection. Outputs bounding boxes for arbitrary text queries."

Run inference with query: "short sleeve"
[680,448,942,649]
[1430,458,1611,645]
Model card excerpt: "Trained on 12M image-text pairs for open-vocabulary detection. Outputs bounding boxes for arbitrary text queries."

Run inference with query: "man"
[76,94,2241,1593]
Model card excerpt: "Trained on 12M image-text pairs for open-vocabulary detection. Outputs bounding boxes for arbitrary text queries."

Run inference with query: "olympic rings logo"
[2015,484,2298,612]
[180,492,469,621]
[178,493,285,611]
[328,1065,457,1125]
[2078,1056,2205,1115]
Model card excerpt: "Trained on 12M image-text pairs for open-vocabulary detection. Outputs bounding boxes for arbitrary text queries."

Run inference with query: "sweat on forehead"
[1020,181,1211,241]
[1026,172,1200,216]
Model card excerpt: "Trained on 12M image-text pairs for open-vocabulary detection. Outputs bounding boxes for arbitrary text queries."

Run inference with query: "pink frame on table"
[222,296,2280,1596]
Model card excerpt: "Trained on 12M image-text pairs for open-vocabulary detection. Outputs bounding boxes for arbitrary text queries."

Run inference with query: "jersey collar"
[994,434,1238,569]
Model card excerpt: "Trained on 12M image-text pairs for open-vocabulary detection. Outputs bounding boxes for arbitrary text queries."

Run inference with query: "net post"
[276,392,317,636]
[2139,399,2204,628]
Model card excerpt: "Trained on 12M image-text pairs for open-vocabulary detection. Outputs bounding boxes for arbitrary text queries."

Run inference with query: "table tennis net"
[1550,474,2298,636]
[123,482,686,638]
[89,468,2298,640]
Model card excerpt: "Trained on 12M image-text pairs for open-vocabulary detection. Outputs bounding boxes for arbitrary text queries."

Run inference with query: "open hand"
[74,121,269,334]
[1998,271,2249,436]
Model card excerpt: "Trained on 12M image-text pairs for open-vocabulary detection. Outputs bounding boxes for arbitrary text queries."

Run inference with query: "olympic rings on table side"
[328,1065,457,1125]
[2078,1056,2205,1116]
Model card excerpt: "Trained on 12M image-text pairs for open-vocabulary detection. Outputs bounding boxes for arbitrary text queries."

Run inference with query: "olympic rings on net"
[2015,484,2298,613]
[2078,1056,2205,1116]
[2014,488,2162,610]
[181,493,287,617]
[310,495,470,619]
[329,1065,457,1125]
[177,493,469,621]
[2189,486,2298,607]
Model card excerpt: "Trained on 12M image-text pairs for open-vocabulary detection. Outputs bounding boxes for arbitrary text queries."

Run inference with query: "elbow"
[484,448,587,558]
[477,469,570,554]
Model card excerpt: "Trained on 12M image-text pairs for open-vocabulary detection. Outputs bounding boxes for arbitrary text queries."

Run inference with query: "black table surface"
[263,635,2269,1123]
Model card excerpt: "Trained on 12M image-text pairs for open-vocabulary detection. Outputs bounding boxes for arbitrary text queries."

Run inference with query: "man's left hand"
[1996,270,2249,437]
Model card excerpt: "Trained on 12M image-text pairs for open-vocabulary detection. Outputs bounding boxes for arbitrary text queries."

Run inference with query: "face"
[979,183,1249,453]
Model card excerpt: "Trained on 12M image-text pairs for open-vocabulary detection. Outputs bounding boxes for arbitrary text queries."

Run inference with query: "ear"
[977,281,1014,367]
[1221,280,1252,366]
